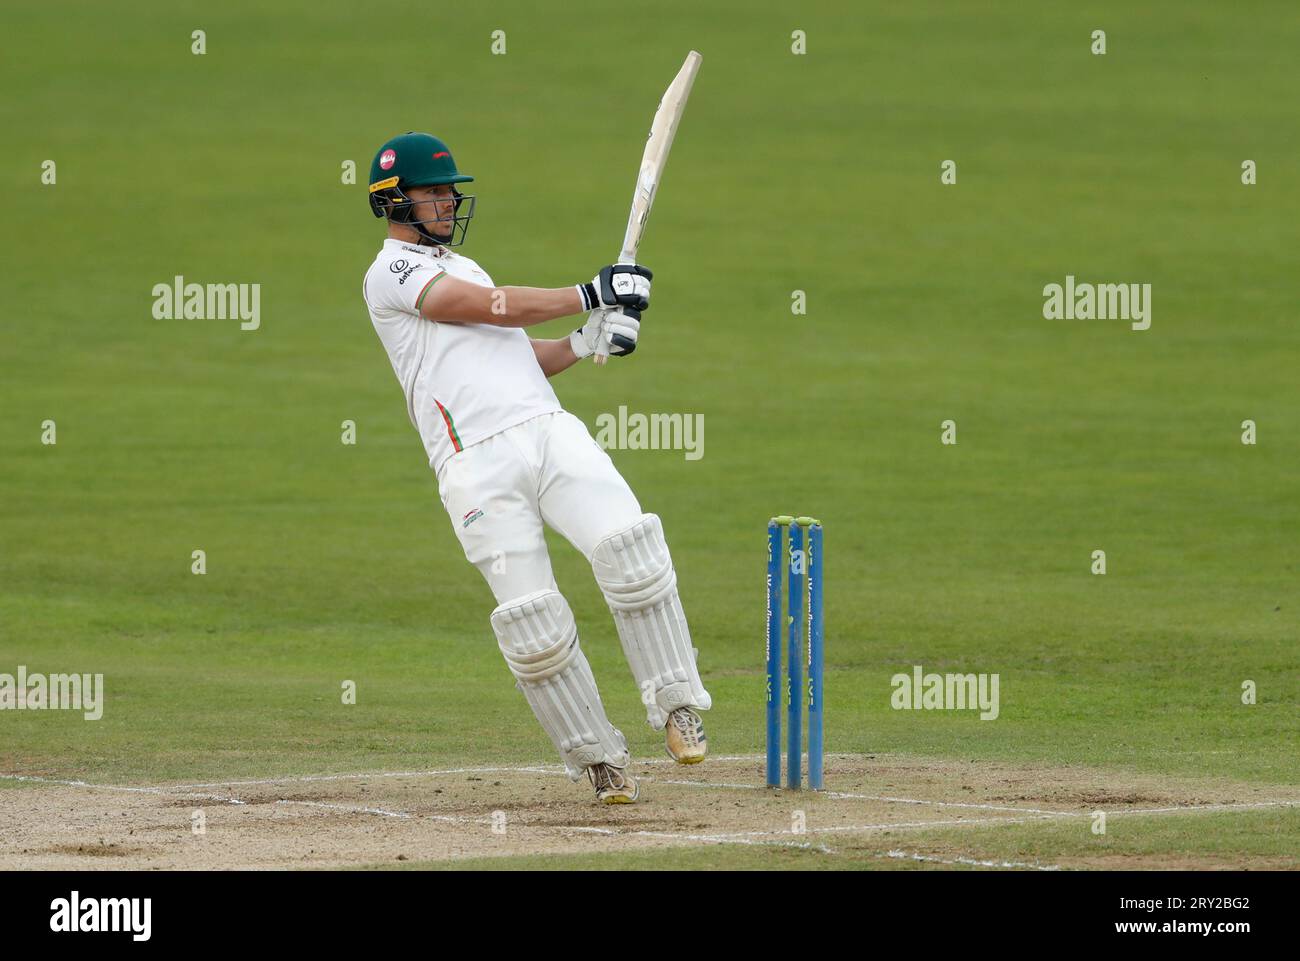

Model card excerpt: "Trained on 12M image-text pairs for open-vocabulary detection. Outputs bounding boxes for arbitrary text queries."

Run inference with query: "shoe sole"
[666,742,708,764]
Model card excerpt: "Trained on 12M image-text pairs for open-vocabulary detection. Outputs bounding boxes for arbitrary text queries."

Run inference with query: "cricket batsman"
[360,132,710,803]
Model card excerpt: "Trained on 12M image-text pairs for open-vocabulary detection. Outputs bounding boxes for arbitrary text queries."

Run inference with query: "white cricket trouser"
[436,411,644,601]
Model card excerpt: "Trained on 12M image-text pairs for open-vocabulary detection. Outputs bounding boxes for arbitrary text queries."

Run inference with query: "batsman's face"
[408,184,457,234]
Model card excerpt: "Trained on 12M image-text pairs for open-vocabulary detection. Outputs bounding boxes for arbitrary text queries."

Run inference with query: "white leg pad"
[591,514,712,730]
[490,589,629,780]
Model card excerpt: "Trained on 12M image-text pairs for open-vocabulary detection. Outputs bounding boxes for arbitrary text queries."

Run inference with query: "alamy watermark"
[50,892,150,941]
[1043,274,1151,331]
[152,275,260,331]
[594,406,704,461]
[0,666,104,720]
[891,665,999,720]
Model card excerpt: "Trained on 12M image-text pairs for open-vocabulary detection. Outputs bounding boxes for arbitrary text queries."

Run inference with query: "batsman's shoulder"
[362,250,397,306]
[364,246,399,285]
[365,245,448,315]
[450,251,495,288]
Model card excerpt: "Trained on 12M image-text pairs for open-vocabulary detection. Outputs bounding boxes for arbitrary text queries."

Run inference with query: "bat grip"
[593,255,638,365]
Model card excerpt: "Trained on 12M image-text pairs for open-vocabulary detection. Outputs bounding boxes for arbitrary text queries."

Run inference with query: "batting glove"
[577,264,653,312]
[569,308,641,359]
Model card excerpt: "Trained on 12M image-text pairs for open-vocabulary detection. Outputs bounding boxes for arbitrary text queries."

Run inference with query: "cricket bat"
[594,50,702,364]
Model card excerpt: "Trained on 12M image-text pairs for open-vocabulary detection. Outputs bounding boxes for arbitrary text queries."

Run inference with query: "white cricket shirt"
[362,239,561,474]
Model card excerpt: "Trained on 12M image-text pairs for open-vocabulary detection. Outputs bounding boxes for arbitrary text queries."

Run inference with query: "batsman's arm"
[529,337,581,378]
[420,275,583,328]
[418,264,650,327]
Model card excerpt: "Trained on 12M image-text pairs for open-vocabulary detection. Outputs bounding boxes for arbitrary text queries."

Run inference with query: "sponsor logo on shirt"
[389,259,418,285]
[462,508,485,528]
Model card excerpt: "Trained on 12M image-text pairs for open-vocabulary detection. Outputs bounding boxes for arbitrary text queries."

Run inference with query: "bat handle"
[592,253,638,365]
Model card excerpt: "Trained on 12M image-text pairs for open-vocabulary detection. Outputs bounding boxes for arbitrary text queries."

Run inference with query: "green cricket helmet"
[368,132,476,246]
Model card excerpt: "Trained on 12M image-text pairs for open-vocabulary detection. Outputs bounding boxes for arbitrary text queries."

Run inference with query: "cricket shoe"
[587,762,639,804]
[665,706,707,764]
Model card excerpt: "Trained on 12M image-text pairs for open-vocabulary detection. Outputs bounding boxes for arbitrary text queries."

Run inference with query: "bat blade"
[595,51,702,364]
[620,50,701,261]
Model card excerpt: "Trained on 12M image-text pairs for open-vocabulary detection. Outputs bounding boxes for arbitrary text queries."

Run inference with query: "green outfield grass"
[1,1,1296,867]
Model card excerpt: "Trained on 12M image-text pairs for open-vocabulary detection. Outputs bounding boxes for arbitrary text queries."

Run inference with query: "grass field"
[1,1,1297,870]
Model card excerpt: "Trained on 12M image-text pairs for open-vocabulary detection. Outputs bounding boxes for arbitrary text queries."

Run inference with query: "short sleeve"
[364,257,448,316]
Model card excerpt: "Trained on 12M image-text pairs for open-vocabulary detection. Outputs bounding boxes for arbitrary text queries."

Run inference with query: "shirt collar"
[384,237,449,259]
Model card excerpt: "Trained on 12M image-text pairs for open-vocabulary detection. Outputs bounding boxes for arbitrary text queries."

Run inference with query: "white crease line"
[698,799,1300,844]
[635,755,760,765]
[827,791,1069,816]
[0,775,493,826]
[643,777,1076,817]
[280,803,494,829]
[556,823,836,853]
[643,778,767,790]
[674,814,1060,840]
[678,837,836,854]
[0,774,245,805]
[790,799,1300,835]
[275,800,414,820]
[882,849,1062,871]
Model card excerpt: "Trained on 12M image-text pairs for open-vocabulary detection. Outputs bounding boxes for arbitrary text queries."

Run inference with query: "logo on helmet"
[379,149,397,170]
[433,151,450,159]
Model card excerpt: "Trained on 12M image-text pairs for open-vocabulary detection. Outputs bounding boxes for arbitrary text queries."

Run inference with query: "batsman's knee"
[589,514,712,728]
[489,589,630,777]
